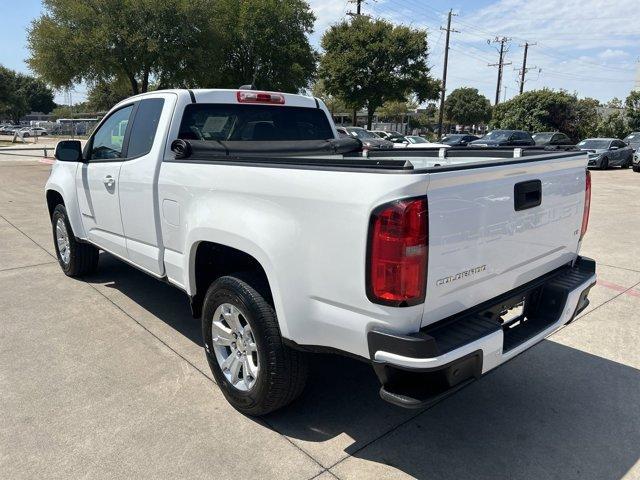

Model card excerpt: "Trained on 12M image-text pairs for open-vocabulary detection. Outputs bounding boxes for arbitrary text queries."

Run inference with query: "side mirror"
[55,140,83,162]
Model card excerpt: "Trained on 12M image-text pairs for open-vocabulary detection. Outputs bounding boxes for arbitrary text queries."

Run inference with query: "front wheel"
[633,165,640,173]
[600,157,609,170]
[51,204,99,277]
[202,275,308,416]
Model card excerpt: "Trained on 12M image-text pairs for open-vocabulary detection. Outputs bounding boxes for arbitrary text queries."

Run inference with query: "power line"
[437,9,458,138]
[488,36,512,105]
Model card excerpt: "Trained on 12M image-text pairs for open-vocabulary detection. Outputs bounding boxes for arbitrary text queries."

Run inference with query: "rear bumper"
[368,256,596,408]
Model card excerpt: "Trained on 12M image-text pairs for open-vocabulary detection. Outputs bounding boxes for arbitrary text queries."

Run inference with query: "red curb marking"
[39,158,55,164]
[597,279,640,298]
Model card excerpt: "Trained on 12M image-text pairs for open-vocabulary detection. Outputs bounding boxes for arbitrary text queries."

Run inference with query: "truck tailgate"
[421,154,586,328]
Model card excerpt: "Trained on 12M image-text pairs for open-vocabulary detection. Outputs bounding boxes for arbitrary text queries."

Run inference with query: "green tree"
[311,79,347,115]
[607,97,623,109]
[625,91,640,131]
[210,0,316,92]
[597,111,628,139]
[491,89,593,141]
[28,0,316,96]
[28,0,220,94]
[574,97,600,140]
[378,97,418,122]
[87,77,132,111]
[0,66,55,123]
[444,87,491,126]
[319,16,439,129]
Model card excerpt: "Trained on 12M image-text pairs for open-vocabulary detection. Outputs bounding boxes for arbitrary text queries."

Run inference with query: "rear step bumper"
[368,256,596,409]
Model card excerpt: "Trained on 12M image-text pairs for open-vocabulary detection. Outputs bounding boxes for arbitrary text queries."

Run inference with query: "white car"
[19,127,49,137]
[392,135,449,149]
[45,88,596,415]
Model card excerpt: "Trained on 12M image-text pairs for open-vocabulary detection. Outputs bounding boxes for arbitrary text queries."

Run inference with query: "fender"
[45,161,87,239]
[178,192,299,339]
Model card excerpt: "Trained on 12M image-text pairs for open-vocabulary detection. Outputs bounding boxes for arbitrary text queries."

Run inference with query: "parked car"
[371,130,403,140]
[344,127,394,149]
[392,135,448,149]
[19,127,49,137]
[577,138,633,169]
[335,126,351,139]
[440,134,480,146]
[46,88,595,415]
[623,132,640,151]
[0,125,18,135]
[532,132,574,147]
[469,130,535,147]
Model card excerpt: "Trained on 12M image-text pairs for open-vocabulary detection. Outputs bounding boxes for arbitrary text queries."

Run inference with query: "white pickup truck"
[46,88,596,415]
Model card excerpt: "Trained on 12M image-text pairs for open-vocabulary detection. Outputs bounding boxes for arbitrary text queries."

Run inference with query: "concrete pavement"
[0,159,639,479]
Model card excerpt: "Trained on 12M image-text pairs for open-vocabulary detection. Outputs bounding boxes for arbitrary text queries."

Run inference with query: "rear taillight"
[367,197,428,306]
[580,169,591,240]
[236,91,285,104]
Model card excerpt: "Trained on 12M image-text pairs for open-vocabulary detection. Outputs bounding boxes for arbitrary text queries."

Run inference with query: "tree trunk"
[352,108,357,126]
[141,68,149,93]
[367,106,375,130]
[126,73,139,95]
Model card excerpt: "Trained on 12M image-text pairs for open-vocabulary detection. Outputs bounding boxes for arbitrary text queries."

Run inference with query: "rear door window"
[127,98,165,158]
[178,104,334,142]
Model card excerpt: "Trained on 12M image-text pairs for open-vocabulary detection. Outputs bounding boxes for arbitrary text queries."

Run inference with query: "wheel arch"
[188,240,285,334]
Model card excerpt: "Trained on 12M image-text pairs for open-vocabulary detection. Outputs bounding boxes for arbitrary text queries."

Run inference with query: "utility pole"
[347,0,364,16]
[516,42,537,95]
[488,36,512,105]
[437,9,458,138]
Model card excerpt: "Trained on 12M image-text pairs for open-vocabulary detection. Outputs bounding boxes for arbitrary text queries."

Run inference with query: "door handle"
[103,175,115,188]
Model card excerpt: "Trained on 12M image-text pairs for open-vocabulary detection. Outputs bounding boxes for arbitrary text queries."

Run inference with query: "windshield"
[482,131,512,141]
[178,104,334,141]
[577,139,610,149]
[347,128,378,140]
[623,133,640,145]
[406,136,427,144]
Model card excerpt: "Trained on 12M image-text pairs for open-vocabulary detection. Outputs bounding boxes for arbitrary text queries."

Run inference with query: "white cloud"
[598,49,629,60]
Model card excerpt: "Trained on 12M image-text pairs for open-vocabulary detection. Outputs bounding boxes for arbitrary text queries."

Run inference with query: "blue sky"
[2,0,639,105]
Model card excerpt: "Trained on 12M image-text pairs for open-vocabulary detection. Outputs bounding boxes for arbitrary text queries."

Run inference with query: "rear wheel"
[202,274,308,415]
[51,204,99,277]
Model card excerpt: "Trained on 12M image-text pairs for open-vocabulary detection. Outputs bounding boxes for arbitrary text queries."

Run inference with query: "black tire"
[202,274,308,416]
[22,133,30,138]
[633,165,640,173]
[51,204,99,277]
[600,157,609,170]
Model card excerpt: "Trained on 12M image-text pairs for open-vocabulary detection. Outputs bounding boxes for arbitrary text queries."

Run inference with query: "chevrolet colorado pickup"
[46,88,596,415]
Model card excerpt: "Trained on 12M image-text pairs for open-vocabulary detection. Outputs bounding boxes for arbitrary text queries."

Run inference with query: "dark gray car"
[469,130,535,147]
[532,131,574,147]
[344,127,394,149]
[578,138,634,169]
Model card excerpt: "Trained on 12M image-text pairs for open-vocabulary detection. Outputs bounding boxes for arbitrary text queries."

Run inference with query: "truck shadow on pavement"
[91,253,640,480]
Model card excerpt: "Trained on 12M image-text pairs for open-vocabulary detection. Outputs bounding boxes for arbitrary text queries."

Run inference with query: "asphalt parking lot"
[1,152,639,479]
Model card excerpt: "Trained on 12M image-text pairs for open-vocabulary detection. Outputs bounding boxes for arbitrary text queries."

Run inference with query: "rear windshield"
[179,104,334,141]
